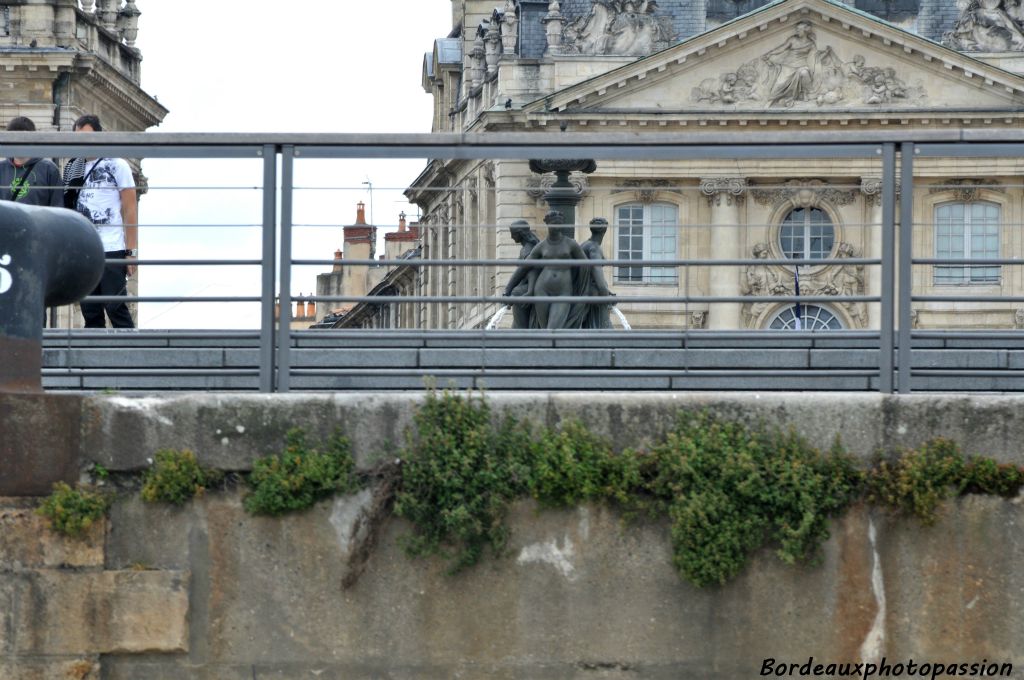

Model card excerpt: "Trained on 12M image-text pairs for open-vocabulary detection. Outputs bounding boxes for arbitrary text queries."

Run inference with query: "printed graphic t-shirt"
[76,158,135,252]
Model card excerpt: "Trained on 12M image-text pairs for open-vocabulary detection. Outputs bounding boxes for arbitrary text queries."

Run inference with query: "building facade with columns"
[0,1,168,329]
[402,0,1024,331]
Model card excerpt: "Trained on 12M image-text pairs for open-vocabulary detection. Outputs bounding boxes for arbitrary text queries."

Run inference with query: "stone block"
[288,349,419,368]
[421,348,612,368]
[0,659,100,680]
[14,570,189,655]
[0,394,83,497]
[912,350,1005,369]
[0,500,104,569]
[66,348,225,368]
[809,349,878,368]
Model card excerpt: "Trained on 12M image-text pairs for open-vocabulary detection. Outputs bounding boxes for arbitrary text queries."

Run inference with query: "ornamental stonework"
[691,21,927,109]
[611,179,684,203]
[751,179,856,209]
[700,177,747,206]
[928,179,1004,202]
[526,172,592,200]
[561,0,676,57]
[944,0,1024,52]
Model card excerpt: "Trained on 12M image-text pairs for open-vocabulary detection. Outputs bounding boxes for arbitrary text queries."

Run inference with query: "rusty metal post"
[0,203,103,392]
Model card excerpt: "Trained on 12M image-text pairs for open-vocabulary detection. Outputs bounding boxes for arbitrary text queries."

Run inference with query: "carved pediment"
[524,0,1024,117]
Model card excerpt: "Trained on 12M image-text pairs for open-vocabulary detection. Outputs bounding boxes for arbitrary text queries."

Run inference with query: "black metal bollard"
[0,202,104,392]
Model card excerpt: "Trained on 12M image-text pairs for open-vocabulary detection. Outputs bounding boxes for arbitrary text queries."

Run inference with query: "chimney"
[333,249,344,272]
[306,300,316,318]
[356,201,367,225]
[399,211,407,232]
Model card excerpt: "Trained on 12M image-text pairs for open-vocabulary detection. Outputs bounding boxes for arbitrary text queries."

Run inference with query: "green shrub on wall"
[37,482,111,537]
[393,390,532,572]
[638,413,861,586]
[243,429,357,516]
[527,420,641,508]
[141,450,223,505]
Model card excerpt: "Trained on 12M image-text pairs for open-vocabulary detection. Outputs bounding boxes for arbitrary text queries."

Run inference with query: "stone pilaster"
[860,176,901,330]
[701,177,747,330]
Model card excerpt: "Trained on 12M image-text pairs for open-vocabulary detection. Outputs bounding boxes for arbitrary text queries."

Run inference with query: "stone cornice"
[76,54,168,127]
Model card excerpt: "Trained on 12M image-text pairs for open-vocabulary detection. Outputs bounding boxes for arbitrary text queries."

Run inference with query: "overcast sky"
[134,1,453,328]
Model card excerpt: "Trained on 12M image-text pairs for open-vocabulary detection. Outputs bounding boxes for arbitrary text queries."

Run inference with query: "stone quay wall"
[2,392,1023,679]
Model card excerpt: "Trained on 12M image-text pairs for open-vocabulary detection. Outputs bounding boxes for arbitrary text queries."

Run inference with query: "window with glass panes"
[934,201,1000,285]
[769,304,843,330]
[615,202,678,283]
[779,207,834,261]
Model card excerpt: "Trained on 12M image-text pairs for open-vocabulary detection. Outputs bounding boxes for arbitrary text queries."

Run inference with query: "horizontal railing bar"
[42,330,262,339]
[107,259,262,266]
[912,331,1024,337]
[914,258,1024,265]
[910,370,1024,376]
[912,296,1024,302]
[0,144,265,158]
[294,144,884,160]
[286,368,879,377]
[41,369,260,376]
[290,257,880,268]
[916,143,1024,158]
[281,294,879,304]
[84,296,262,303]
[291,330,880,339]
[0,129,1017,147]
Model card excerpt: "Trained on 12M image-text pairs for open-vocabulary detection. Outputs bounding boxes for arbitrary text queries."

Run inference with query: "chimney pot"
[356,201,367,225]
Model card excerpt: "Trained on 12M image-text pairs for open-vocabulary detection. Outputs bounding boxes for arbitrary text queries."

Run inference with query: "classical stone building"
[393,0,1024,331]
[1,1,168,328]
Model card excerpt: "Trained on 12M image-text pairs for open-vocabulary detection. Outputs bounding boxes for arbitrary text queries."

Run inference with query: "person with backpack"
[0,117,63,208]
[64,114,138,328]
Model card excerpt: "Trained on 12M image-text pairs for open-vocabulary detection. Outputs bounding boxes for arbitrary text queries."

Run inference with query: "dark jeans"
[80,250,134,328]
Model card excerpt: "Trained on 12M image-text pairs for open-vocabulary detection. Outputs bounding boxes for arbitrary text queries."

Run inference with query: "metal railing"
[1,130,1022,392]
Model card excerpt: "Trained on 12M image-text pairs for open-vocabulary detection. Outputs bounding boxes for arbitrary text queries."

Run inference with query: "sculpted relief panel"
[562,0,676,56]
[692,21,927,108]
[742,242,867,328]
[944,0,1024,51]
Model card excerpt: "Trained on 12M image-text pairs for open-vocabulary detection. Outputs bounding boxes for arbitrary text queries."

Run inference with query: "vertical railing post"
[276,145,295,392]
[879,143,896,393]
[259,144,277,393]
[898,143,915,393]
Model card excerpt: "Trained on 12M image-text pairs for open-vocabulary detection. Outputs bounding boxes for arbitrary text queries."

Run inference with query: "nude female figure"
[503,211,589,329]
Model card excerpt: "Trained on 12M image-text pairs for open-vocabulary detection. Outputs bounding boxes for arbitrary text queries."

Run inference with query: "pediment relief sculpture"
[562,0,676,57]
[751,179,857,209]
[741,241,867,328]
[944,0,1024,52]
[692,21,927,108]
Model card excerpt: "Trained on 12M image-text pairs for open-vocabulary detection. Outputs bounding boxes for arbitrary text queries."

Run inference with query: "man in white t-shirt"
[66,114,138,328]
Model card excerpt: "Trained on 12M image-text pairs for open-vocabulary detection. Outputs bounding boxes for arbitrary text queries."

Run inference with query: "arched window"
[615,202,678,284]
[769,304,843,331]
[779,207,834,261]
[934,201,1000,285]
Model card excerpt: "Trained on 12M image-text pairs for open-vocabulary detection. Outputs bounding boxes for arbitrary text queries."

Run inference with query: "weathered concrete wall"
[3,392,1024,679]
[76,392,1024,472]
